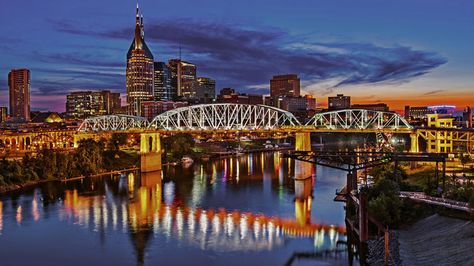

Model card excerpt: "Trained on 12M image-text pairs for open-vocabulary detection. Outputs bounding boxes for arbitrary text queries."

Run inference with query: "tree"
[109,133,128,150]
[74,139,104,176]
[162,133,195,162]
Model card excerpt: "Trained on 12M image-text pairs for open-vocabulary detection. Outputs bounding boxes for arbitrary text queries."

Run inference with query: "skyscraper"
[8,68,30,122]
[195,77,216,103]
[270,74,300,98]
[153,62,172,101]
[126,4,154,116]
[168,59,196,99]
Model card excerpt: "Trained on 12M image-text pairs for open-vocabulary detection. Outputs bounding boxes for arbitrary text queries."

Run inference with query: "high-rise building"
[66,90,121,118]
[328,94,351,110]
[8,68,30,122]
[195,77,216,103]
[270,74,300,98]
[126,4,154,116]
[0,107,7,123]
[168,59,197,99]
[153,62,172,101]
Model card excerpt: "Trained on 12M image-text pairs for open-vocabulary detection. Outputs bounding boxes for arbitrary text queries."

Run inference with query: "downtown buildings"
[124,6,216,118]
[8,68,31,122]
[66,90,121,118]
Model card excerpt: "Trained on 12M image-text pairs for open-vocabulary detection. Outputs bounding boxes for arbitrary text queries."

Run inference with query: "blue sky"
[0,0,473,111]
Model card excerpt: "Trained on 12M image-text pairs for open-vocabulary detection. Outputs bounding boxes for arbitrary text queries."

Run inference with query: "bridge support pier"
[295,132,311,152]
[140,133,162,173]
[359,192,368,265]
[410,133,419,169]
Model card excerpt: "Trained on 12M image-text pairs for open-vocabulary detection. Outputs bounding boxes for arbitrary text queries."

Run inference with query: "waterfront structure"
[217,88,263,104]
[270,74,300,98]
[0,106,7,123]
[153,62,172,101]
[351,103,389,112]
[328,94,350,110]
[140,101,188,121]
[8,68,30,122]
[168,59,196,99]
[195,77,216,103]
[66,90,121,118]
[405,105,456,120]
[425,114,454,153]
[126,4,154,116]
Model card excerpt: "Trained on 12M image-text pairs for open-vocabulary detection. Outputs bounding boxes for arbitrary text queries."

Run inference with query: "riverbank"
[398,214,474,265]
[0,167,140,195]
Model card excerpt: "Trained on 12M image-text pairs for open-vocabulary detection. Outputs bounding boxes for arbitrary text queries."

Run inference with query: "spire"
[140,14,144,39]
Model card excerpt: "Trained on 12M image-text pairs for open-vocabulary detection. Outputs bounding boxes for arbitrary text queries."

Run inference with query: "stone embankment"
[367,231,401,266]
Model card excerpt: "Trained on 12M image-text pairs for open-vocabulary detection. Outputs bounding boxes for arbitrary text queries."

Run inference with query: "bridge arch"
[149,104,300,131]
[78,115,149,132]
[306,109,412,130]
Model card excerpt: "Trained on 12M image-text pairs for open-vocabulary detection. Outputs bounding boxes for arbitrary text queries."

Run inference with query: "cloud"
[52,18,446,94]
[423,89,445,96]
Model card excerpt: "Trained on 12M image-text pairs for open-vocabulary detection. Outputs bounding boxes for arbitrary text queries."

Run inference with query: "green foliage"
[365,174,402,227]
[109,133,128,150]
[162,133,195,162]
[368,164,407,184]
[0,138,138,188]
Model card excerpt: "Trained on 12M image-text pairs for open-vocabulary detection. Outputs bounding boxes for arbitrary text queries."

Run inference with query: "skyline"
[1,0,473,112]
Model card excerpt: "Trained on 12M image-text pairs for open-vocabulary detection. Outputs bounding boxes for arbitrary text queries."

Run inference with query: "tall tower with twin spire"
[126,3,154,116]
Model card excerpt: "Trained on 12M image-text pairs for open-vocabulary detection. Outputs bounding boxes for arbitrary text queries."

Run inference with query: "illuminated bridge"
[77,104,410,133]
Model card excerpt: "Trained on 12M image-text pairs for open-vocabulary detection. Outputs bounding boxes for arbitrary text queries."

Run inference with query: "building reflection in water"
[1,152,345,264]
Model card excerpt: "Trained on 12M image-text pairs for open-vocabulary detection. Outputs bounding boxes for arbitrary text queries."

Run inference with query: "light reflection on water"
[0,152,348,266]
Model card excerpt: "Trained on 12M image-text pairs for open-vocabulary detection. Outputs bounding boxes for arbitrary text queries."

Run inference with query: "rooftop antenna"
[179,43,182,60]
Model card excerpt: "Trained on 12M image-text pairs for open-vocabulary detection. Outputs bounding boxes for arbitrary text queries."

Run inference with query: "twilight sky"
[0,0,473,112]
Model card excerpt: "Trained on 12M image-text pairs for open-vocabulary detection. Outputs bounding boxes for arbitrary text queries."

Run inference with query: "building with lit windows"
[0,107,7,123]
[195,77,216,103]
[66,90,121,118]
[8,68,30,122]
[217,88,263,105]
[426,114,454,153]
[153,62,172,101]
[328,94,350,110]
[168,59,196,99]
[126,4,154,116]
[270,74,300,98]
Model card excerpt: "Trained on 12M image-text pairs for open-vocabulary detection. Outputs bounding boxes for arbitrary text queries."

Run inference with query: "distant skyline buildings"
[8,68,31,121]
[66,90,121,118]
[0,1,473,112]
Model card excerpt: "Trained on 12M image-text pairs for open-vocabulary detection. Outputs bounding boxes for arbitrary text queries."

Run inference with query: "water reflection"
[0,152,347,265]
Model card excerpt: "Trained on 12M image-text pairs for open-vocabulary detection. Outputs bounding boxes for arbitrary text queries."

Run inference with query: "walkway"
[399,191,471,212]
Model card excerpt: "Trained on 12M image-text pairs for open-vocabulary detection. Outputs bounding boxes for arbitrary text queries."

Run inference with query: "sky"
[0,0,473,112]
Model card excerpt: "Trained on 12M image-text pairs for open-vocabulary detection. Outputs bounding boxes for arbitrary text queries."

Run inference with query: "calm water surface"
[0,152,348,266]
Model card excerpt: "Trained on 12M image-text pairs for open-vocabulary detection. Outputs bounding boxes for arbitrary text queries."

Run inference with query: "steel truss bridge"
[77,104,411,133]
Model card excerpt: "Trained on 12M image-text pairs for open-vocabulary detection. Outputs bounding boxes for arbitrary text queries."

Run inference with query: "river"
[0,152,349,266]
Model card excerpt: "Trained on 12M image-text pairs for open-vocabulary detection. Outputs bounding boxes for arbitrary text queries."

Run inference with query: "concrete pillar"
[295,132,311,152]
[140,133,162,172]
[294,160,313,180]
[410,133,418,153]
[294,177,313,226]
